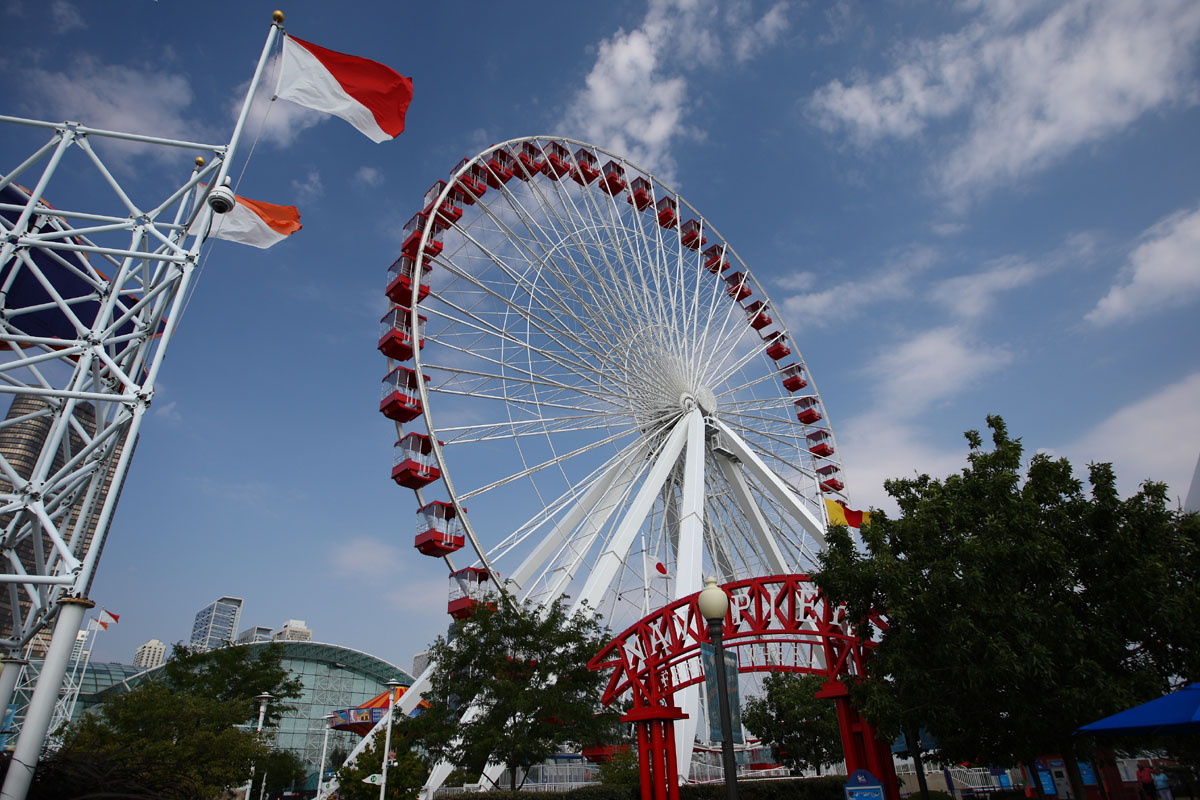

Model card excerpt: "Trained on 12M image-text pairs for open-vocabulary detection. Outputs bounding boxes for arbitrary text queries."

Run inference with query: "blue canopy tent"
[1076,684,1200,736]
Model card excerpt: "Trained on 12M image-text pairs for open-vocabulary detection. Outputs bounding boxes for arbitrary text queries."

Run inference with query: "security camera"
[208,180,236,214]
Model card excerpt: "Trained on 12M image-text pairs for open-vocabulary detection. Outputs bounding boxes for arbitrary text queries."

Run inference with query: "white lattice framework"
[0,20,282,800]
[0,115,224,651]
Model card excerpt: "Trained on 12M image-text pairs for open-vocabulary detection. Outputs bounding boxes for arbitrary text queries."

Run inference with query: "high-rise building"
[134,639,167,670]
[272,619,312,642]
[189,597,243,650]
[412,649,432,678]
[69,630,89,664]
[237,625,274,644]
[0,394,133,651]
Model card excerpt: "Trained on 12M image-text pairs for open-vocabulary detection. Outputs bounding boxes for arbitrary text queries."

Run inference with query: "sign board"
[700,642,743,744]
[845,769,884,800]
[1078,762,1097,786]
[1035,762,1057,795]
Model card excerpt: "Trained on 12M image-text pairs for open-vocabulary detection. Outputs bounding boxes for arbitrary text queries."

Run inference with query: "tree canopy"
[22,642,303,800]
[742,673,841,774]
[815,416,1200,798]
[399,597,619,790]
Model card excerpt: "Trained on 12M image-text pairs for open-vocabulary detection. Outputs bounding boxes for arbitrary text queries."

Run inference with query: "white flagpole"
[207,11,286,209]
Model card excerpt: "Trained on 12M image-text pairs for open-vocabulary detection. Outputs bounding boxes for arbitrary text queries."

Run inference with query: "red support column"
[664,718,681,800]
[650,720,666,800]
[636,718,653,800]
[622,706,688,800]
[815,679,900,800]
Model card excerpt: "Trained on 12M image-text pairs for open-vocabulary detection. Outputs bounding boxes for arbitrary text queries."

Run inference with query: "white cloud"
[51,0,85,33]
[562,0,792,177]
[237,58,327,148]
[733,2,791,62]
[864,325,1013,417]
[809,0,1200,201]
[837,411,971,513]
[331,536,403,581]
[931,257,1039,319]
[835,326,1015,512]
[355,166,384,187]
[20,56,212,166]
[152,400,182,424]
[1058,371,1200,502]
[290,169,324,202]
[779,245,938,329]
[1087,204,1200,325]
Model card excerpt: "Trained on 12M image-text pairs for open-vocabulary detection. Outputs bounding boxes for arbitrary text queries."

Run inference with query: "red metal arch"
[589,574,884,707]
[587,575,897,800]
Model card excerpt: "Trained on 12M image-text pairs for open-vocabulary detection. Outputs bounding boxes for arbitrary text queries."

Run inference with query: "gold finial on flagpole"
[273,10,285,23]
[194,157,205,168]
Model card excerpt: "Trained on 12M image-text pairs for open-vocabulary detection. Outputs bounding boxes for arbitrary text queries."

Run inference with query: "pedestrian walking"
[1137,761,1156,800]
[1153,768,1173,800]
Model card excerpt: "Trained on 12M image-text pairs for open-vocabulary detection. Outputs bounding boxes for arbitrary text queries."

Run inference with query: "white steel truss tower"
[0,17,283,800]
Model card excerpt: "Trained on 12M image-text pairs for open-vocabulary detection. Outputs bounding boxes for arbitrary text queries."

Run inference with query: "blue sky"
[4,0,1199,673]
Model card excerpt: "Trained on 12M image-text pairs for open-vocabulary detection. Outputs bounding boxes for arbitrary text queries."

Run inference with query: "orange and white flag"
[191,192,302,249]
[97,609,120,629]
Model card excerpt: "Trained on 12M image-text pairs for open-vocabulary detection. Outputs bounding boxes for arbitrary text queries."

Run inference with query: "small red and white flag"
[276,35,413,143]
[97,609,120,630]
[191,192,302,249]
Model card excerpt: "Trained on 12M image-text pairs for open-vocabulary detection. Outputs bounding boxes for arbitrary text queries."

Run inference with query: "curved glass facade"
[60,641,414,784]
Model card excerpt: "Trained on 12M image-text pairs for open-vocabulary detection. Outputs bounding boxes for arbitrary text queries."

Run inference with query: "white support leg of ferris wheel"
[712,418,827,548]
[509,440,650,601]
[672,408,706,781]
[714,454,792,575]
[569,411,694,616]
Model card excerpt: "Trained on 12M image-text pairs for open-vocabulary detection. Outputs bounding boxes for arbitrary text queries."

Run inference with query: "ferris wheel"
[379,135,847,636]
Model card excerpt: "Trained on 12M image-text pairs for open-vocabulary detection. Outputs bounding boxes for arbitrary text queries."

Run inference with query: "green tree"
[29,643,303,799]
[251,748,308,799]
[742,673,841,774]
[597,746,640,787]
[816,416,1200,800]
[334,726,428,800]
[163,642,302,725]
[400,597,618,790]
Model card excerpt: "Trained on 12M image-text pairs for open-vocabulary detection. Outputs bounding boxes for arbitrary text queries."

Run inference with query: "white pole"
[379,681,401,800]
[0,597,92,800]
[316,713,333,799]
[210,13,284,195]
[242,693,272,799]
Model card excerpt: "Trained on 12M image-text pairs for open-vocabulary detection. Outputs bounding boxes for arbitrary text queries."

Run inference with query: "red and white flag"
[191,192,302,249]
[98,609,119,630]
[276,35,413,143]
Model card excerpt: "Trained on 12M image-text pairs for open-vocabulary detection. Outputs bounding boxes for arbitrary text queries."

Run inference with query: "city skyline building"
[236,625,274,645]
[189,596,243,651]
[272,619,312,642]
[133,639,166,670]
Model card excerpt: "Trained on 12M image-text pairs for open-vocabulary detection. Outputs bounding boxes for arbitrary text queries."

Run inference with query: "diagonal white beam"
[570,412,692,615]
[509,441,649,597]
[715,455,791,574]
[713,418,826,548]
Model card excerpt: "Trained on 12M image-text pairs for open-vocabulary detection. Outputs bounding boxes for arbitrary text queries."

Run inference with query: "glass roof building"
[6,640,414,789]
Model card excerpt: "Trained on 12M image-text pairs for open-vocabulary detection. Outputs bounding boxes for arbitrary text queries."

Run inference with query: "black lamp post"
[698,575,738,800]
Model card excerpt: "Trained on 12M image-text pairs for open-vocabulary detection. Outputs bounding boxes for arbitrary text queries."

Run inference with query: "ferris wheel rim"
[389,135,845,617]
